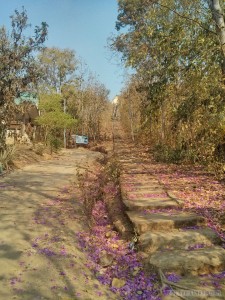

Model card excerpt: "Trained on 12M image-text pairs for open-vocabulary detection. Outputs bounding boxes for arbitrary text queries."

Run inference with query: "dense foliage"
[0,8,48,152]
[0,9,110,152]
[112,0,225,174]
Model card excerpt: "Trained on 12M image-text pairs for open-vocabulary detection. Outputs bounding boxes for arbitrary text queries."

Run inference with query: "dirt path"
[0,148,118,300]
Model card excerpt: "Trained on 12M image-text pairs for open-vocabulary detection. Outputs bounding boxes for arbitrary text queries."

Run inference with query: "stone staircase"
[113,137,225,299]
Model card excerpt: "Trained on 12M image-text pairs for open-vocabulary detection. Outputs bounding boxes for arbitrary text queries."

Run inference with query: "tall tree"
[208,0,225,81]
[111,0,225,164]
[36,93,77,147]
[38,47,77,147]
[0,8,48,152]
[38,47,77,93]
[76,74,109,140]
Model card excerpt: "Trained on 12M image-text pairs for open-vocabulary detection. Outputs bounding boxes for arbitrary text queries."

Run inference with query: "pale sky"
[0,0,125,100]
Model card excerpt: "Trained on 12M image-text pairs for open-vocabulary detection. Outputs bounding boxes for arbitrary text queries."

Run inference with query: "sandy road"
[0,148,118,300]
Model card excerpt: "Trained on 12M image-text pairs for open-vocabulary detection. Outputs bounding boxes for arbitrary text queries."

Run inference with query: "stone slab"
[121,184,162,192]
[124,188,166,195]
[127,211,206,234]
[149,246,225,276]
[139,228,222,253]
[123,198,179,210]
[120,174,158,181]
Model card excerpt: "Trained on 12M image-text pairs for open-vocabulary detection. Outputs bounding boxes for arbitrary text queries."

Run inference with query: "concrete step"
[139,228,222,253]
[126,211,206,234]
[148,246,225,276]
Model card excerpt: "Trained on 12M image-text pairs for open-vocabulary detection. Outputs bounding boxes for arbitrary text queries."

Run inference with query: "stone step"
[124,190,169,198]
[123,196,179,210]
[122,185,166,193]
[121,184,161,192]
[148,246,225,276]
[122,163,144,168]
[121,161,149,171]
[121,161,149,166]
[117,155,137,158]
[122,170,150,175]
[118,159,136,163]
[121,163,147,168]
[127,211,206,234]
[139,228,222,254]
[120,181,160,188]
[120,174,157,181]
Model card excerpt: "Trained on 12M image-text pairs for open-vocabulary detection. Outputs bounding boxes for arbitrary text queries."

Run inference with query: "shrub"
[91,145,108,154]
[48,135,63,153]
[34,143,45,155]
[153,144,185,164]
[0,145,16,170]
[105,158,121,183]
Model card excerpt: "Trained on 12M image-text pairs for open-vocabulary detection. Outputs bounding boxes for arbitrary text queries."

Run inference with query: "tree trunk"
[32,126,36,143]
[161,102,165,142]
[0,123,6,153]
[208,0,225,81]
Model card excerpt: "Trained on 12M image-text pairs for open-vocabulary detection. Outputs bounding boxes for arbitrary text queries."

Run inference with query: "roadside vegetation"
[0,8,112,172]
[78,154,161,300]
[111,0,225,178]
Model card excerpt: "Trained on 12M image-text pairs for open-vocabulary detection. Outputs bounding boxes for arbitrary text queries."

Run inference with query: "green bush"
[153,144,185,164]
[105,158,121,183]
[48,135,63,153]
